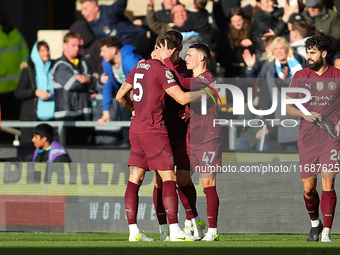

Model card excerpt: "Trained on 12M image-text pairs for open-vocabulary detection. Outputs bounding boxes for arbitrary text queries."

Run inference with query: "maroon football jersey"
[125,59,178,134]
[163,58,192,139]
[186,71,222,145]
[288,65,340,147]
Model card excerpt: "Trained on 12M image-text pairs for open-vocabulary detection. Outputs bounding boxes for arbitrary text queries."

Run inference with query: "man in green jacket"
[0,8,29,120]
[301,0,340,54]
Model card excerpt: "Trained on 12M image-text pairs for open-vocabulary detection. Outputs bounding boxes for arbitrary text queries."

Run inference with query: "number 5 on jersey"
[133,73,144,102]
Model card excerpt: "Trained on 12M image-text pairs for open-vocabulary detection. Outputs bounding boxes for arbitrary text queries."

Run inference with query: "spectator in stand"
[300,0,340,55]
[52,32,96,121]
[97,36,142,147]
[287,12,305,31]
[244,37,306,150]
[79,0,150,57]
[69,20,101,75]
[15,41,55,144]
[289,21,311,59]
[135,0,180,28]
[0,7,29,121]
[179,0,216,52]
[252,0,298,56]
[146,0,218,74]
[52,32,96,145]
[222,5,254,78]
[0,124,71,163]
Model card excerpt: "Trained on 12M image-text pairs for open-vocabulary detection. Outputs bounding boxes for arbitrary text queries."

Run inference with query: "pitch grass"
[0,233,339,255]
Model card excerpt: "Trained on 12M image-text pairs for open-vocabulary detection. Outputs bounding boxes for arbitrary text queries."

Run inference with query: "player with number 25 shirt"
[286,35,340,243]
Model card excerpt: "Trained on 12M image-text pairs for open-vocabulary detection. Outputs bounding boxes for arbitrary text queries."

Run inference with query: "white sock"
[159,224,168,234]
[191,216,200,225]
[208,227,217,234]
[322,227,330,235]
[185,219,192,226]
[169,223,182,236]
[311,219,320,228]
[129,224,140,236]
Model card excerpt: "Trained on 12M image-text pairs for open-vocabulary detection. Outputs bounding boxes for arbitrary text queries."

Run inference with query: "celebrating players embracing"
[116,37,212,241]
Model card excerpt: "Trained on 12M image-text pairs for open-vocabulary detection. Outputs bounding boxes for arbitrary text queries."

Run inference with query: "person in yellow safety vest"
[0,7,29,120]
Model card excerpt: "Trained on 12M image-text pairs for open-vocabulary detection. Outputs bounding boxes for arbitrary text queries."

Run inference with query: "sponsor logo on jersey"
[328,81,337,90]
[305,83,311,89]
[316,82,324,91]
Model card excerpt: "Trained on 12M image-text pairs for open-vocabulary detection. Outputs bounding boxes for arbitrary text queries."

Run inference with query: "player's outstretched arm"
[116,82,134,111]
[165,85,206,105]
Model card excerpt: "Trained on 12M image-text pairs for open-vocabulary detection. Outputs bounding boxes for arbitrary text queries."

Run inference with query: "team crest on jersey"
[165,70,174,79]
[316,82,324,91]
[328,81,337,90]
[102,26,111,35]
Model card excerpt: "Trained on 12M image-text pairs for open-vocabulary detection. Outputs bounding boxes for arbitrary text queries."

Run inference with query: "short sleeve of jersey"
[287,70,304,99]
[157,66,178,90]
[125,66,136,86]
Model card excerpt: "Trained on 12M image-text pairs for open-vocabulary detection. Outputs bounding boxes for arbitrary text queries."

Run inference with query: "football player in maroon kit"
[116,36,211,241]
[157,43,222,241]
[286,35,340,242]
[152,32,205,241]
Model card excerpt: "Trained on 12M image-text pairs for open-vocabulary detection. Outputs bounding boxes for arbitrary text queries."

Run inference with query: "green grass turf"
[0,233,339,255]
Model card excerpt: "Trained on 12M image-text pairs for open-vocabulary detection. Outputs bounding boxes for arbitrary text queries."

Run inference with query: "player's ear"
[322,50,327,58]
[199,53,204,62]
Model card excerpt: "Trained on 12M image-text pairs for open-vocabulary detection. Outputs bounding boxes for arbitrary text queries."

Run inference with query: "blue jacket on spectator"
[101,44,142,111]
[89,0,146,44]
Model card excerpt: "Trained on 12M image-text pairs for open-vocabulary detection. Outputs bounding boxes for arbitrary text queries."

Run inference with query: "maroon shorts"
[189,139,222,173]
[299,140,340,178]
[171,137,191,171]
[128,132,174,171]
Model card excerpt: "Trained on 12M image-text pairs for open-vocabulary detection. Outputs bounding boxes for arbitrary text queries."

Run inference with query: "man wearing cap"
[301,0,340,54]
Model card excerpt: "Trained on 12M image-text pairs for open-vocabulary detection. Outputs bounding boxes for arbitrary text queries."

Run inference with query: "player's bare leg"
[157,169,198,241]
[125,166,153,241]
[153,171,169,241]
[177,169,204,238]
[200,173,219,241]
[320,170,337,242]
[302,176,322,242]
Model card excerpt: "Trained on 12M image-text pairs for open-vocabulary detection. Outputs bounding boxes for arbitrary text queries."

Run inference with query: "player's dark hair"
[305,35,330,52]
[33,124,54,143]
[189,43,210,61]
[164,30,183,42]
[155,35,182,51]
[100,36,122,49]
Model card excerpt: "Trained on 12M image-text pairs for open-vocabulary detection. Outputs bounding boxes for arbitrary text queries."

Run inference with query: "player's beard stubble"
[307,54,324,71]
